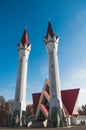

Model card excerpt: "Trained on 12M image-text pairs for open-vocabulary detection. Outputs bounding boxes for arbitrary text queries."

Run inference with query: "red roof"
[32,93,41,114]
[62,102,69,115]
[45,21,58,39]
[61,88,80,115]
[20,29,29,45]
[32,88,80,116]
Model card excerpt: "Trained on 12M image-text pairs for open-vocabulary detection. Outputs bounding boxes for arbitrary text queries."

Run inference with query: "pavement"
[0,125,86,130]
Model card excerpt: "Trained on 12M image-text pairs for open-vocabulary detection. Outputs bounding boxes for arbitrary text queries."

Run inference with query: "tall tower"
[13,29,31,127]
[44,22,65,127]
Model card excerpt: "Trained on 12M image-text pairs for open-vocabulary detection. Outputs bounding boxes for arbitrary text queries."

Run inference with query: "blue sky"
[0,0,86,106]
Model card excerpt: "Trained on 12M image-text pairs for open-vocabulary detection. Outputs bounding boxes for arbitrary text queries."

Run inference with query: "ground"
[0,126,86,130]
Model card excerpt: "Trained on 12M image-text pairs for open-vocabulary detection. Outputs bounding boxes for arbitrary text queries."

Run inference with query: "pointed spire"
[45,21,58,40]
[45,21,55,39]
[20,28,29,45]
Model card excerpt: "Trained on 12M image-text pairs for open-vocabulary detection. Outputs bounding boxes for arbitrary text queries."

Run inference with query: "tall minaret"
[13,29,31,127]
[44,22,65,127]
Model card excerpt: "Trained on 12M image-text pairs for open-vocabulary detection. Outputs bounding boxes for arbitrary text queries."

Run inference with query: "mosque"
[12,21,80,127]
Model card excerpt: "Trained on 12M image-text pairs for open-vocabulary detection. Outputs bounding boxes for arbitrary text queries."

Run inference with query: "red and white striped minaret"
[44,22,65,127]
[13,29,31,126]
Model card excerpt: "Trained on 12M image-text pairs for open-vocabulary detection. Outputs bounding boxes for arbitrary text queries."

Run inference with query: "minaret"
[13,29,31,127]
[44,22,65,127]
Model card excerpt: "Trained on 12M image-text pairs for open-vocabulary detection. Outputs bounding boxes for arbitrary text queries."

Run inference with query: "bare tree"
[26,104,34,117]
[78,104,86,115]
